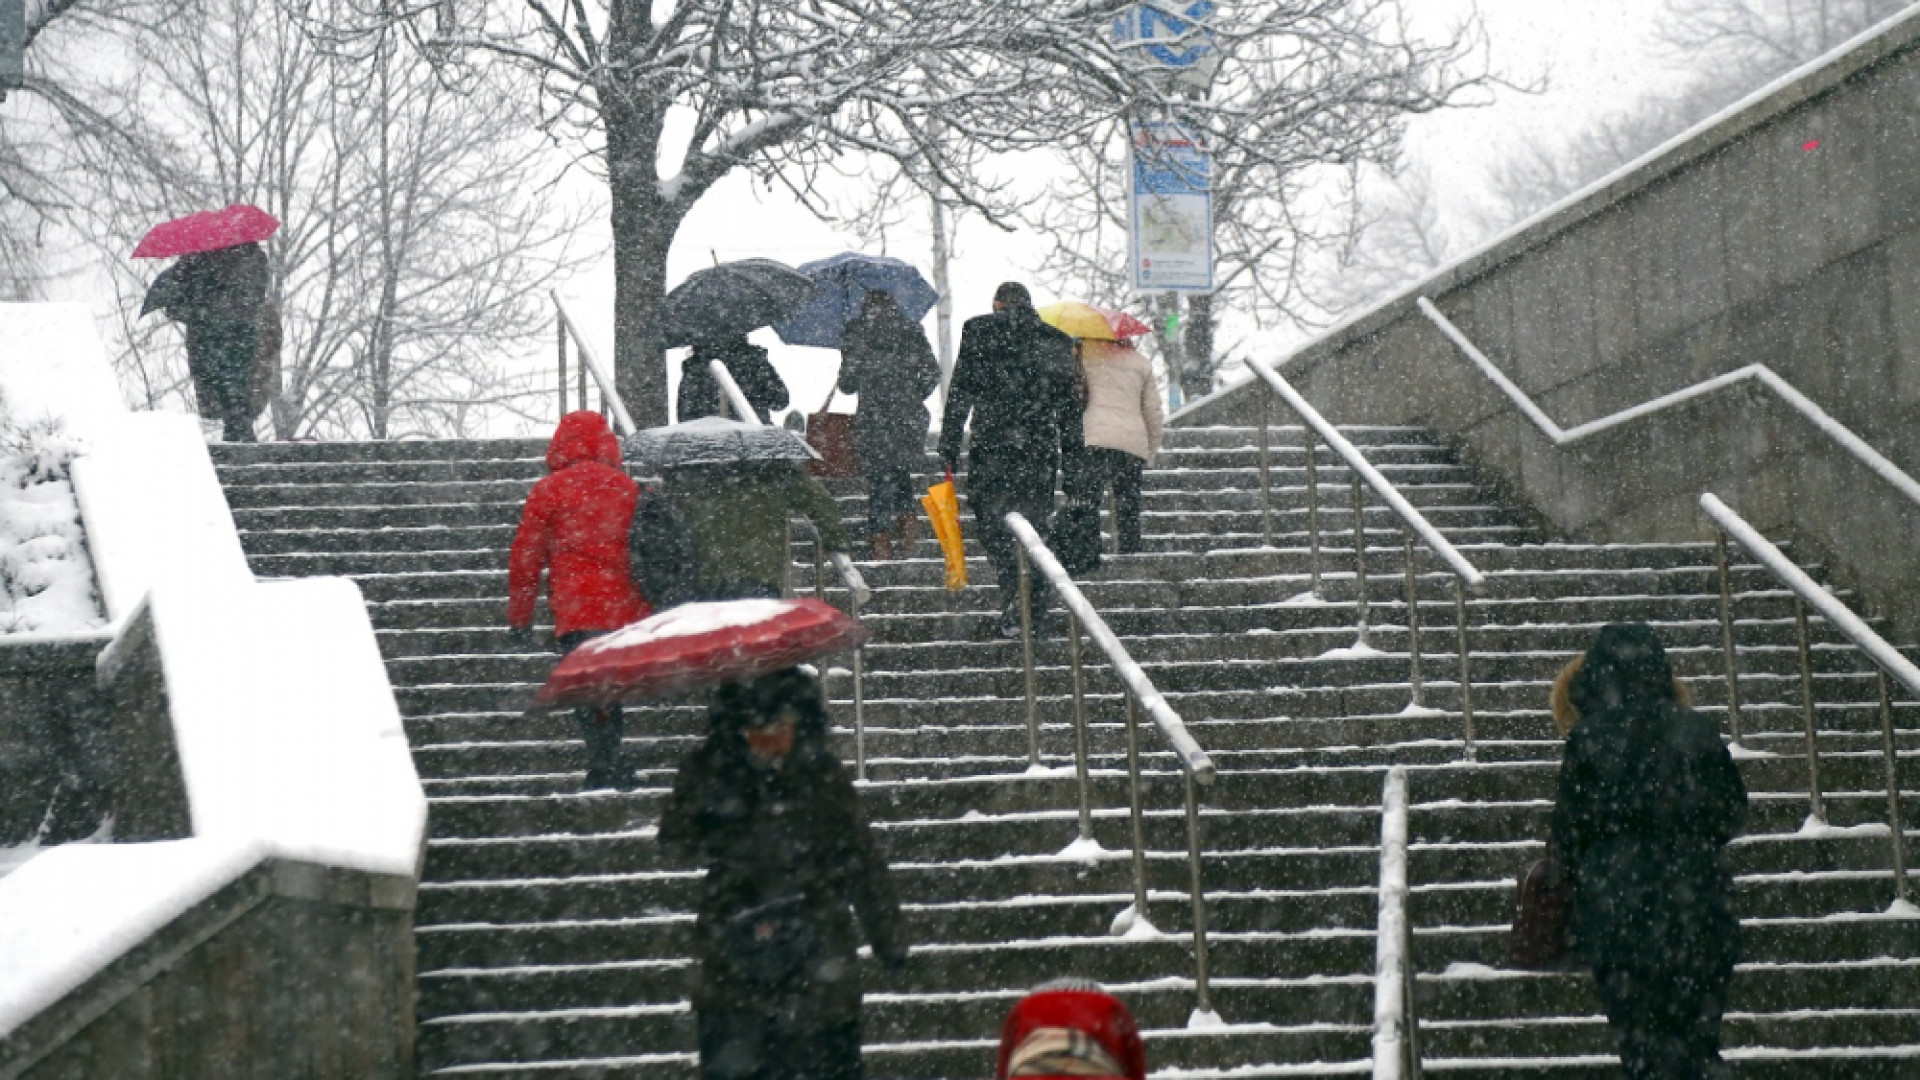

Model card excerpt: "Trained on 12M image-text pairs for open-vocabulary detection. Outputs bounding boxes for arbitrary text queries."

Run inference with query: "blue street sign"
[1111,2,1217,70]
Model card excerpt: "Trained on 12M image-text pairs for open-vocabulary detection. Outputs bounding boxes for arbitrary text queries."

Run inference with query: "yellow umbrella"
[920,476,968,591]
[1037,301,1153,342]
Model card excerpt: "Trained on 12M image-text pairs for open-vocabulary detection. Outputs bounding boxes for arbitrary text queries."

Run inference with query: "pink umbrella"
[536,598,867,707]
[133,204,280,259]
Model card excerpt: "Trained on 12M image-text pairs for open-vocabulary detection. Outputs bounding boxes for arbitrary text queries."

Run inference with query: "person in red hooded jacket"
[997,981,1146,1080]
[508,411,651,790]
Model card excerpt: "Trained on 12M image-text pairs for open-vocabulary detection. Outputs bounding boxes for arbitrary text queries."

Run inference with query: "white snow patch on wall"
[0,451,105,634]
[0,837,263,1037]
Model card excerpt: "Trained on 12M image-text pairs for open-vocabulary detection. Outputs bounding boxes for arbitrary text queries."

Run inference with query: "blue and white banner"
[1128,121,1214,293]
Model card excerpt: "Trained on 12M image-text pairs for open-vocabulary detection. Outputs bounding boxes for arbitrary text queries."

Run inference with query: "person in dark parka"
[938,283,1084,637]
[837,290,941,560]
[507,411,651,790]
[1550,623,1747,1080]
[660,667,907,1080]
[165,241,272,442]
[680,334,791,424]
[663,461,851,601]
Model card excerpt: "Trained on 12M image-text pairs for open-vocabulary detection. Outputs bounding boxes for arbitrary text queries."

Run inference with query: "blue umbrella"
[773,253,941,350]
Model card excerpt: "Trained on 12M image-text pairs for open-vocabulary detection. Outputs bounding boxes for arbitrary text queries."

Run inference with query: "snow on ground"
[0,445,105,634]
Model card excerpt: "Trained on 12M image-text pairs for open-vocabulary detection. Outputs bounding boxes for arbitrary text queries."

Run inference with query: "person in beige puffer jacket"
[1067,338,1164,553]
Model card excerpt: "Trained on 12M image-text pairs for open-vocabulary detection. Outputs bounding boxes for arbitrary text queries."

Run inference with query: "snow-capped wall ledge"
[0,302,424,1071]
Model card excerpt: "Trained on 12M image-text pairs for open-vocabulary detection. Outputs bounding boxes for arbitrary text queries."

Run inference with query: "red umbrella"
[133,204,280,259]
[537,598,867,707]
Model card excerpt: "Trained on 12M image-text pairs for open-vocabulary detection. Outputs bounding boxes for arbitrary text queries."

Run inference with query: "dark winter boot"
[894,513,918,558]
[578,708,636,791]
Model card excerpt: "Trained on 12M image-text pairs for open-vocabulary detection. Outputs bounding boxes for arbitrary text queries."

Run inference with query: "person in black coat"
[659,667,907,1080]
[680,334,791,424]
[837,290,941,560]
[1550,623,1748,1080]
[159,241,272,442]
[937,283,1084,637]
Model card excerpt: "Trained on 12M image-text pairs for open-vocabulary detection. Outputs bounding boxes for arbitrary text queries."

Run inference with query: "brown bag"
[1507,854,1573,969]
[806,388,859,478]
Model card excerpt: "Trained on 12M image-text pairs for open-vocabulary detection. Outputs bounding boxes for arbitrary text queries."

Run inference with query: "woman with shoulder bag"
[659,667,907,1080]
[1549,624,1747,1080]
[837,291,941,560]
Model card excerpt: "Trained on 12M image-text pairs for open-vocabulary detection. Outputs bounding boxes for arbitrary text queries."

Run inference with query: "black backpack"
[630,486,702,608]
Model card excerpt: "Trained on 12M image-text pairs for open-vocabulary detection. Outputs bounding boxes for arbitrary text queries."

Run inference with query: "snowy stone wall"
[0,302,424,1077]
[1176,8,1920,640]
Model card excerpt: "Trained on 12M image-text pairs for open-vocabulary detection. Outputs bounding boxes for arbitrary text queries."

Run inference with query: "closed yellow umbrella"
[920,474,968,591]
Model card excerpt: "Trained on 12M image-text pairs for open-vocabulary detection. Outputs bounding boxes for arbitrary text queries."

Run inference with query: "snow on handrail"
[1372,766,1415,1080]
[1003,511,1215,784]
[708,359,761,426]
[1700,493,1920,700]
[1418,298,1920,510]
[550,291,636,436]
[1243,356,1485,589]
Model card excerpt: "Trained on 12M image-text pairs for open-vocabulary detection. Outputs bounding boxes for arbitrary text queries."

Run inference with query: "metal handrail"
[708,358,761,424]
[1242,356,1487,757]
[709,378,873,779]
[1003,511,1220,1024]
[1700,493,1912,904]
[551,291,636,436]
[1373,766,1420,1080]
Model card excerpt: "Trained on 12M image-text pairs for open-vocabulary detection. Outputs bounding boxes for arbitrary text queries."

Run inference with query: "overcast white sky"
[538,0,1685,432]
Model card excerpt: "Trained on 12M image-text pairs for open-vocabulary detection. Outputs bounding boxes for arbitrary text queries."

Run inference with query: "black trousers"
[697,1009,862,1080]
[1067,447,1145,554]
[863,466,917,539]
[184,318,259,442]
[556,631,631,787]
[1591,963,1732,1080]
[965,453,1058,620]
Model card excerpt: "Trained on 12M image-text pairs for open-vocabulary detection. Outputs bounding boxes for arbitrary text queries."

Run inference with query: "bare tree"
[1475,0,1910,231]
[1319,162,1463,313]
[1024,1,1496,401]
[52,0,593,438]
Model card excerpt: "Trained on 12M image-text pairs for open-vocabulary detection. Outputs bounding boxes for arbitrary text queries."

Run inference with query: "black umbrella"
[140,262,189,318]
[659,259,813,349]
[624,416,819,469]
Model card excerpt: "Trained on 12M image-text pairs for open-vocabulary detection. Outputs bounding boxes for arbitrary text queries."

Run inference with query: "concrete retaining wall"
[1177,9,1920,640]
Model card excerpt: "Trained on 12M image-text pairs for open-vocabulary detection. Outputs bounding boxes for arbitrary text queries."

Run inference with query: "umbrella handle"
[946,466,954,485]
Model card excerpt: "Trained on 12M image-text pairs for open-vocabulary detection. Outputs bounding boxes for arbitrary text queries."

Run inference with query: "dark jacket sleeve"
[829,766,906,963]
[731,346,790,420]
[658,750,727,864]
[789,471,851,552]
[937,325,984,465]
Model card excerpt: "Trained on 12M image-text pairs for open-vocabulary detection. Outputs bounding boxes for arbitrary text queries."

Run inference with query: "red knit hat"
[996,988,1146,1080]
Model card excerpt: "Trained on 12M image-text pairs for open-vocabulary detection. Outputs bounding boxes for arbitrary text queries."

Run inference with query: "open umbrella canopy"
[624,415,819,469]
[660,259,813,349]
[133,204,280,259]
[536,598,867,706]
[774,252,941,350]
[1037,301,1152,343]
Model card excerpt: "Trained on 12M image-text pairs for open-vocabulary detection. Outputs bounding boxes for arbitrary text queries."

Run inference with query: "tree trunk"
[1181,291,1216,402]
[605,102,677,429]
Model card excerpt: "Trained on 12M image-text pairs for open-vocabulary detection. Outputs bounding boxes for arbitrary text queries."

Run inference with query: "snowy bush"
[0,396,104,634]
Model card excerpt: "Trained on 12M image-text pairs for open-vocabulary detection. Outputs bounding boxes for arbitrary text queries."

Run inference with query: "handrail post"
[1305,428,1322,593]
[1351,476,1370,646]
[1018,545,1040,769]
[812,538,825,601]
[1184,771,1215,1021]
[1069,614,1094,842]
[577,346,588,417]
[1453,577,1475,761]
[556,313,568,418]
[1878,668,1911,904]
[1796,598,1828,826]
[1714,532,1746,745]
[1404,530,1424,709]
[1124,692,1151,924]
[1257,392,1274,548]
[853,587,867,783]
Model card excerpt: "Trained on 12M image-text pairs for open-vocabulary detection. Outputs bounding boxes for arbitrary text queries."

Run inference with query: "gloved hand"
[507,626,536,651]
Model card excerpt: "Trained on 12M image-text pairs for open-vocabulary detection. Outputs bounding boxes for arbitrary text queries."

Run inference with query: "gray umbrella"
[660,259,814,349]
[624,416,820,469]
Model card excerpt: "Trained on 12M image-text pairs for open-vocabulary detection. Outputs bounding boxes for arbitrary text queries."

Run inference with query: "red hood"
[548,411,622,472]
[997,990,1145,1080]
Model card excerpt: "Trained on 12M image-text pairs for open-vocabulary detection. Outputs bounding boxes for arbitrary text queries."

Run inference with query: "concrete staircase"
[210,424,1920,1078]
